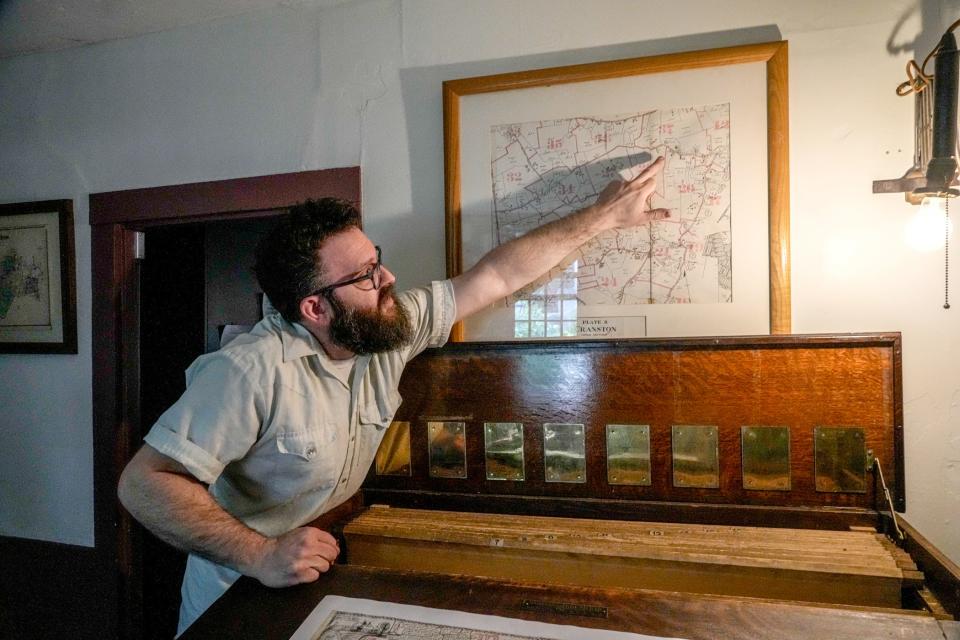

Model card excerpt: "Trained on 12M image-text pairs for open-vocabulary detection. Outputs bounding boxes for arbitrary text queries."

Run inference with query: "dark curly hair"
[254,198,361,322]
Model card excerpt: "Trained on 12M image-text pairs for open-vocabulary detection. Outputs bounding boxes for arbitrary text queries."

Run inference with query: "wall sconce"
[875,20,960,201]
[874,19,960,308]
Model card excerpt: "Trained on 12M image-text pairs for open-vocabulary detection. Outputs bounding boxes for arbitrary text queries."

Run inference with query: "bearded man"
[118,157,668,635]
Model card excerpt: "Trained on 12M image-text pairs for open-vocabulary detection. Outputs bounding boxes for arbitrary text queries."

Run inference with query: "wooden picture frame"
[444,41,790,342]
[0,199,77,353]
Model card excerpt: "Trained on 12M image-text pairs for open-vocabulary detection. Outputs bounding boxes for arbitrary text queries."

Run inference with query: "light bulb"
[905,197,954,252]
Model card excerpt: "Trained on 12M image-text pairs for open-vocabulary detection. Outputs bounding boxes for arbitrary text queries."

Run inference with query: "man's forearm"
[120,445,340,587]
[468,204,605,301]
[118,452,267,575]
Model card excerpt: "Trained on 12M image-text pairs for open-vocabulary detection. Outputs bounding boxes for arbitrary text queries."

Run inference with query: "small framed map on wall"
[443,41,790,341]
[0,199,77,353]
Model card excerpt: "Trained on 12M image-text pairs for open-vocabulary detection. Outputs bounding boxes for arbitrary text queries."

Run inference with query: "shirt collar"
[279,318,367,387]
[280,318,325,363]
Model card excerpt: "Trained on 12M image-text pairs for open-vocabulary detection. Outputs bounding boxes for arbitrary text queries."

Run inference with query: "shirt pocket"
[271,426,343,498]
[354,391,403,480]
[358,389,403,431]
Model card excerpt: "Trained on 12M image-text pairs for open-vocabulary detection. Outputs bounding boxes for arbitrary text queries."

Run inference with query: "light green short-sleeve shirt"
[144,281,455,635]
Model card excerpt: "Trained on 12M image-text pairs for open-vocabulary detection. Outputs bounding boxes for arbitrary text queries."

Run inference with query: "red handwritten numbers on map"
[547,138,563,151]
[714,120,730,129]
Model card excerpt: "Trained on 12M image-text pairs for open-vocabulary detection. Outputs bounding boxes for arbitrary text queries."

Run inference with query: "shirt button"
[340,478,347,484]
[306,446,316,458]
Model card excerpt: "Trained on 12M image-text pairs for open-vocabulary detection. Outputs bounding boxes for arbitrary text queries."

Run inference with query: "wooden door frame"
[89,167,360,639]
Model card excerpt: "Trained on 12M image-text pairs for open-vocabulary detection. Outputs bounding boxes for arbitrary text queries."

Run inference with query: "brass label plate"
[741,425,791,490]
[544,423,586,483]
[375,421,412,476]
[606,424,651,485]
[815,426,867,493]
[428,421,467,479]
[484,422,525,481]
[672,425,719,488]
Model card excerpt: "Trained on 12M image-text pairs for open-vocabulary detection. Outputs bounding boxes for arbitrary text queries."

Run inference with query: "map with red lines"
[489,105,731,305]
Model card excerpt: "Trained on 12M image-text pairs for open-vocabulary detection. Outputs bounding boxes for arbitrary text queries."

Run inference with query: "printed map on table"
[0,225,50,327]
[489,104,731,308]
[310,610,549,639]
[289,596,680,640]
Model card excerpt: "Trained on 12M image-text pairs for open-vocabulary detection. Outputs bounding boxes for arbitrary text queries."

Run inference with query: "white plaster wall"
[1,0,958,564]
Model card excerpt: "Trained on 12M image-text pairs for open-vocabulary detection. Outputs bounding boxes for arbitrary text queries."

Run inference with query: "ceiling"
[0,0,352,59]
[0,0,950,61]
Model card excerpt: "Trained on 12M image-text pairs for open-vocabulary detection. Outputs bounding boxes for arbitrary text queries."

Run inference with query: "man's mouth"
[378,286,396,310]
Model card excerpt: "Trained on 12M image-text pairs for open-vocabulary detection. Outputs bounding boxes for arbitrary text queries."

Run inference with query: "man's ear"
[299,295,331,326]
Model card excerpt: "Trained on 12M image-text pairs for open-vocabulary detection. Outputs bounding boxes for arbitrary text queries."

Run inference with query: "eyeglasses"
[314,246,383,297]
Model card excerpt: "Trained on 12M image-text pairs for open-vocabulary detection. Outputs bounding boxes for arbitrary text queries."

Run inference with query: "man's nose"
[380,265,397,287]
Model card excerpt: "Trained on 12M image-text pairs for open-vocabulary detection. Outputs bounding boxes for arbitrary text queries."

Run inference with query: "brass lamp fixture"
[874,20,960,201]
[874,18,960,308]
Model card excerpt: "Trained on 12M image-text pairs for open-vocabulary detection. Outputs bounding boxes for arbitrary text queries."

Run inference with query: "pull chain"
[946,198,951,310]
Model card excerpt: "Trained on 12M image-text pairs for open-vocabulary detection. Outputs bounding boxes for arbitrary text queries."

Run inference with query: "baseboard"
[0,535,112,639]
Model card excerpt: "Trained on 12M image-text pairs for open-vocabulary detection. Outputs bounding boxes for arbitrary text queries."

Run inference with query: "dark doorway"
[138,223,205,638]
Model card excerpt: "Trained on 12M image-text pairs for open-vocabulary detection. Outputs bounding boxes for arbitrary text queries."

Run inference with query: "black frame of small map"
[443,41,790,342]
[0,200,77,353]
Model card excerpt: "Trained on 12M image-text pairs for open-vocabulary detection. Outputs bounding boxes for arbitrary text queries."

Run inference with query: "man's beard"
[327,285,413,355]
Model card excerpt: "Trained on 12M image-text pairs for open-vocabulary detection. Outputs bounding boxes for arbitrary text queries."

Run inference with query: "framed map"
[0,200,77,353]
[443,41,790,341]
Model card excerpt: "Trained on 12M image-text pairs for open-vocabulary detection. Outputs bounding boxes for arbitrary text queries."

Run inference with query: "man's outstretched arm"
[451,157,669,322]
[118,444,339,587]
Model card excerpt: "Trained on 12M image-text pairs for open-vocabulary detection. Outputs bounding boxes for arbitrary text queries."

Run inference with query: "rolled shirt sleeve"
[144,351,265,485]
[396,280,456,361]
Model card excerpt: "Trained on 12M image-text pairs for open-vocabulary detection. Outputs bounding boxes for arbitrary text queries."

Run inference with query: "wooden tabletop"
[180,564,948,640]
